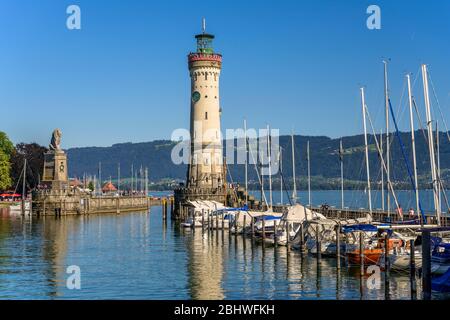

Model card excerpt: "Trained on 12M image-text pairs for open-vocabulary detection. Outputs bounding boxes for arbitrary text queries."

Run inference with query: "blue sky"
[0,0,449,148]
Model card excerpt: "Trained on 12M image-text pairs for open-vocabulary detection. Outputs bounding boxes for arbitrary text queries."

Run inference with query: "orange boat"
[347,248,383,265]
[347,238,403,265]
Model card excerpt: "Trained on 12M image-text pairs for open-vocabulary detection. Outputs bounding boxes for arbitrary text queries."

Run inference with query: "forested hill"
[66,131,450,187]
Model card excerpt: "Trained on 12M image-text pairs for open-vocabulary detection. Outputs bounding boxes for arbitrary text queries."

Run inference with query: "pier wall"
[32,192,161,216]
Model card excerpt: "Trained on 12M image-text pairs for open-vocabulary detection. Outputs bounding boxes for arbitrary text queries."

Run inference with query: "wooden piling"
[251,216,255,239]
[234,213,238,241]
[207,209,211,231]
[273,220,278,248]
[164,198,168,219]
[384,233,390,297]
[221,211,225,232]
[410,239,417,297]
[215,211,219,231]
[262,216,266,242]
[336,225,341,270]
[384,233,390,274]
[243,214,247,237]
[300,223,305,254]
[316,226,321,259]
[201,209,205,232]
[286,222,291,253]
[360,233,364,276]
[422,230,431,300]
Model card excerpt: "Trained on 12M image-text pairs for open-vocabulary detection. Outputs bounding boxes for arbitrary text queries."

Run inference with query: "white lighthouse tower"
[174,20,228,219]
[187,20,225,189]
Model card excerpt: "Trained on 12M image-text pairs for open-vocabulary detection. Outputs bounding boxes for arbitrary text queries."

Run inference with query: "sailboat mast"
[21,158,27,215]
[340,139,344,209]
[131,164,134,194]
[118,163,121,194]
[22,159,27,200]
[307,140,311,208]
[259,143,264,208]
[280,147,283,205]
[380,130,385,211]
[267,125,273,209]
[291,132,297,203]
[383,60,391,217]
[422,64,440,225]
[99,161,102,192]
[436,121,442,217]
[244,119,248,205]
[361,87,373,215]
[406,74,420,215]
[145,167,148,196]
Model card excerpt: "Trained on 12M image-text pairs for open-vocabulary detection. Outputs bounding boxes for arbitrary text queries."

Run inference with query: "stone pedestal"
[42,150,68,191]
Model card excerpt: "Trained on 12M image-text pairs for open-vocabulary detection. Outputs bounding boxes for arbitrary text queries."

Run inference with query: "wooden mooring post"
[164,198,168,220]
[273,220,278,248]
[286,222,290,253]
[234,214,238,241]
[422,230,431,300]
[191,207,195,233]
[410,239,417,298]
[251,217,255,240]
[162,199,166,220]
[201,209,205,232]
[262,216,266,244]
[359,233,365,277]
[336,225,341,270]
[299,223,305,254]
[207,209,211,232]
[243,214,247,238]
[316,226,321,260]
[384,233,390,299]
[215,211,219,233]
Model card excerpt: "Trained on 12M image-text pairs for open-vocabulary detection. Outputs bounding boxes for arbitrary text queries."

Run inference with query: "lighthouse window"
[214,74,217,81]
[205,73,208,80]
[205,95,208,98]
[193,74,198,81]
[205,112,208,120]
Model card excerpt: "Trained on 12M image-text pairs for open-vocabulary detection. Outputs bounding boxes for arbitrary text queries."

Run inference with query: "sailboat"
[10,159,31,215]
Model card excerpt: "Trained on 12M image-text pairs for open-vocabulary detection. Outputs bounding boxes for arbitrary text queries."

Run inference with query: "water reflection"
[185,229,224,300]
[0,207,446,300]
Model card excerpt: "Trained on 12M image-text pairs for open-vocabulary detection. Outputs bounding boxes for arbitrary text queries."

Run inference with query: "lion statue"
[49,128,62,151]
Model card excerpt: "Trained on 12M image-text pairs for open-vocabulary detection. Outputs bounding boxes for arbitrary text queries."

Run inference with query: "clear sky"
[1,0,449,148]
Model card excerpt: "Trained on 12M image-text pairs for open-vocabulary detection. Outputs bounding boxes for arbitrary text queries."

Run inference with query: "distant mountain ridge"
[66,131,450,188]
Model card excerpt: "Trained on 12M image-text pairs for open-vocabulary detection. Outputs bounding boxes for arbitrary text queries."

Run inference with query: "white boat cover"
[282,203,326,222]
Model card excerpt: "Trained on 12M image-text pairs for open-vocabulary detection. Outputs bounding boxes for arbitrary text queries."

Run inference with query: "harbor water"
[0,190,448,300]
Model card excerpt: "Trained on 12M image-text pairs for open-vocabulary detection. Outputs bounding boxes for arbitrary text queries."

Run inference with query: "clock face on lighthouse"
[192,91,201,103]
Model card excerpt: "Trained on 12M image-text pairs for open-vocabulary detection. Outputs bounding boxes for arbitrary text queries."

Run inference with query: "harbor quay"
[26,129,163,216]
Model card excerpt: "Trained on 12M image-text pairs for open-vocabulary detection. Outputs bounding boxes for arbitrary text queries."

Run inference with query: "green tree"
[0,151,12,190]
[11,143,47,193]
[88,181,94,191]
[0,132,14,190]
[0,132,14,155]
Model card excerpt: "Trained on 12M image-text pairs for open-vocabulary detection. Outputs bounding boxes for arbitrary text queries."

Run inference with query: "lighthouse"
[173,20,228,219]
[187,20,225,189]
